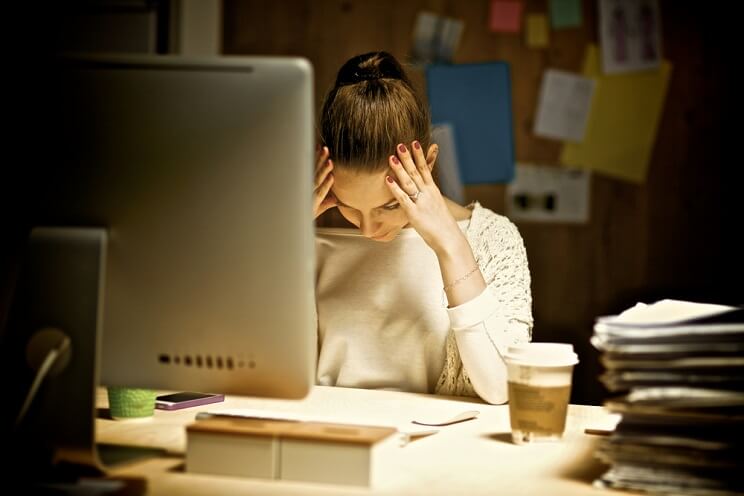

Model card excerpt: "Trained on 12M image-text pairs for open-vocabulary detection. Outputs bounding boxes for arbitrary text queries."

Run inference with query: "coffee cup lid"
[503,342,579,367]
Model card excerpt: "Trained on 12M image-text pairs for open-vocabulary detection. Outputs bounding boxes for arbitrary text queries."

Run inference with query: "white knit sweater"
[314,202,533,404]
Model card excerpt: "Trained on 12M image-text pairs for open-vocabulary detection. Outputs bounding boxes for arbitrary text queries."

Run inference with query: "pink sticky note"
[490,0,523,33]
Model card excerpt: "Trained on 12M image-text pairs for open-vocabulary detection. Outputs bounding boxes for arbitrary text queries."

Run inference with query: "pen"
[398,429,438,447]
[584,428,613,436]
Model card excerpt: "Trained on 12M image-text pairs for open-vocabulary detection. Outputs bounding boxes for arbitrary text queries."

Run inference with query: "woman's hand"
[385,141,464,255]
[314,146,337,219]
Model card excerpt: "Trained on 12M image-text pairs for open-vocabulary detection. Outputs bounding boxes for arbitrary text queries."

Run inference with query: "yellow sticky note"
[526,14,550,48]
[560,44,672,183]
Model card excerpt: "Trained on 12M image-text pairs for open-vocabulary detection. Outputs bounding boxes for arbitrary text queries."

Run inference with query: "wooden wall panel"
[223,0,739,404]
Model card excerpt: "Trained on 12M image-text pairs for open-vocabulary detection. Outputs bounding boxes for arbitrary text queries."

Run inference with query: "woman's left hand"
[385,141,464,255]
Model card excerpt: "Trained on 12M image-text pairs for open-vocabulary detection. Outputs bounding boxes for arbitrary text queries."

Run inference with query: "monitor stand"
[1,227,163,488]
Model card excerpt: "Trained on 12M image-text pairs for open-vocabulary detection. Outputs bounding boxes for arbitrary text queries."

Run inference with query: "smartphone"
[155,392,225,410]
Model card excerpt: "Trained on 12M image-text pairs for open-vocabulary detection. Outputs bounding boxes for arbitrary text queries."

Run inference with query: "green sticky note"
[549,0,582,29]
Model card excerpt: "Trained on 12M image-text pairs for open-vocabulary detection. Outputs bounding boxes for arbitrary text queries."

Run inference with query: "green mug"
[107,387,157,419]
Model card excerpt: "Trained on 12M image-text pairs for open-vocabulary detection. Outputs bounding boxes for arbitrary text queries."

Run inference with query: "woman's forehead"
[332,167,395,208]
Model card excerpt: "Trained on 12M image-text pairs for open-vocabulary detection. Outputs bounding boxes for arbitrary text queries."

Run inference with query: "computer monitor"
[1,54,316,474]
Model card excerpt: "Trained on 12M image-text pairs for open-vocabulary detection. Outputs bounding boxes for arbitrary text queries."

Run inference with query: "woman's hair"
[319,51,431,173]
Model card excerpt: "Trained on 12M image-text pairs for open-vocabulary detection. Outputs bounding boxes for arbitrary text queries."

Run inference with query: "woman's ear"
[426,144,439,171]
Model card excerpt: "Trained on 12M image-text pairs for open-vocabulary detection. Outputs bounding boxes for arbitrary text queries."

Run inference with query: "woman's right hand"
[313,146,337,219]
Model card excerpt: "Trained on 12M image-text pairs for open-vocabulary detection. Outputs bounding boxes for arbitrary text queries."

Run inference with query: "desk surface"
[97,385,625,495]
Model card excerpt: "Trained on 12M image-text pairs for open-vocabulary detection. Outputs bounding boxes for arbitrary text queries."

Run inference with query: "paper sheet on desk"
[592,299,744,347]
[195,408,438,437]
[598,299,738,326]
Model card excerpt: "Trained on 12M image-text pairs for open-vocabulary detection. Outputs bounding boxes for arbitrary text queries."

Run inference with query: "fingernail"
[413,141,421,150]
[386,176,394,183]
[391,155,400,164]
[398,144,407,153]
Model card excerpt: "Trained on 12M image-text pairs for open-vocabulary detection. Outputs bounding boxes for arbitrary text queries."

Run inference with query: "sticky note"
[549,0,582,29]
[489,0,523,33]
[526,14,550,48]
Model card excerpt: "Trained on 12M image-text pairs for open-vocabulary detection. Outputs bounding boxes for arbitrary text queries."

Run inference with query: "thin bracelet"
[443,266,480,293]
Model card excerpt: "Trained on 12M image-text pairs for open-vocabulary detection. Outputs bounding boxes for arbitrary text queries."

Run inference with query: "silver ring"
[409,190,421,201]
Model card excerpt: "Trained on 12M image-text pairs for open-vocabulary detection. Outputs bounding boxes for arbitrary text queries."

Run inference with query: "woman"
[313,51,532,404]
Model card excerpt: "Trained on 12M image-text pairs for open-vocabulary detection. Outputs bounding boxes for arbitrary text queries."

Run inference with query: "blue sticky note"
[426,62,514,184]
[549,0,582,29]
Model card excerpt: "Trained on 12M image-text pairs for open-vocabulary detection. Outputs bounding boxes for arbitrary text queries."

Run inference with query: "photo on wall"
[599,0,662,74]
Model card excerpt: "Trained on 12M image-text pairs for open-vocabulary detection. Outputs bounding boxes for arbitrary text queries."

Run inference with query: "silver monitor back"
[46,54,316,398]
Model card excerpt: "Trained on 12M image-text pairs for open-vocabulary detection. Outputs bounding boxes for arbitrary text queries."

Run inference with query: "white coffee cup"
[503,343,579,445]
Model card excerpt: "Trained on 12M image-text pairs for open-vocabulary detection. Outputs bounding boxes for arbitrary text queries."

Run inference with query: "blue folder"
[426,62,515,184]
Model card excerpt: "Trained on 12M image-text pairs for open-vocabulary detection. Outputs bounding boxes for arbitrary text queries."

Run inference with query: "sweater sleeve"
[435,208,533,404]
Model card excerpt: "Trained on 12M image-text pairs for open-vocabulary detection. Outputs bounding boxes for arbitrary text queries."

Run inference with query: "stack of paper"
[591,300,744,495]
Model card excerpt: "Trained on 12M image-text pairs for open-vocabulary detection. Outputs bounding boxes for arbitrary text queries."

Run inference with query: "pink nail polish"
[386,176,394,183]
[413,141,421,150]
[391,155,400,164]
[398,144,407,153]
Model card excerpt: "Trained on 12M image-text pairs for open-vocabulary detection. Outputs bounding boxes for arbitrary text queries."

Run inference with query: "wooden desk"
[97,385,624,495]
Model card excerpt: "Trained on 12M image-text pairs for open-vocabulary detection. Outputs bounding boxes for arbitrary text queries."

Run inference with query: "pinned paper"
[526,14,550,48]
[431,123,466,204]
[599,0,662,74]
[534,69,595,142]
[489,0,523,33]
[427,62,515,184]
[507,163,590,223]
[549,0,582,29]
[411,11,464,65]
[560,44,671,183]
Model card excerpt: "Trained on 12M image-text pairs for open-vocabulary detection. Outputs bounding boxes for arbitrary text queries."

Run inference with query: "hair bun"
[335,51,407,87]
[350,69,383,82]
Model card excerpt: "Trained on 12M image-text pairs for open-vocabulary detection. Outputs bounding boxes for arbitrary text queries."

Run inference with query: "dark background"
[2,1,740,405]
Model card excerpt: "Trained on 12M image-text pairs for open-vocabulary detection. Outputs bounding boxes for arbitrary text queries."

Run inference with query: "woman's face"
[331,166,408,242]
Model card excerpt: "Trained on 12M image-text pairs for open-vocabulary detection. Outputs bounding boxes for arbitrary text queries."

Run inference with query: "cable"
[15,336,71,428]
